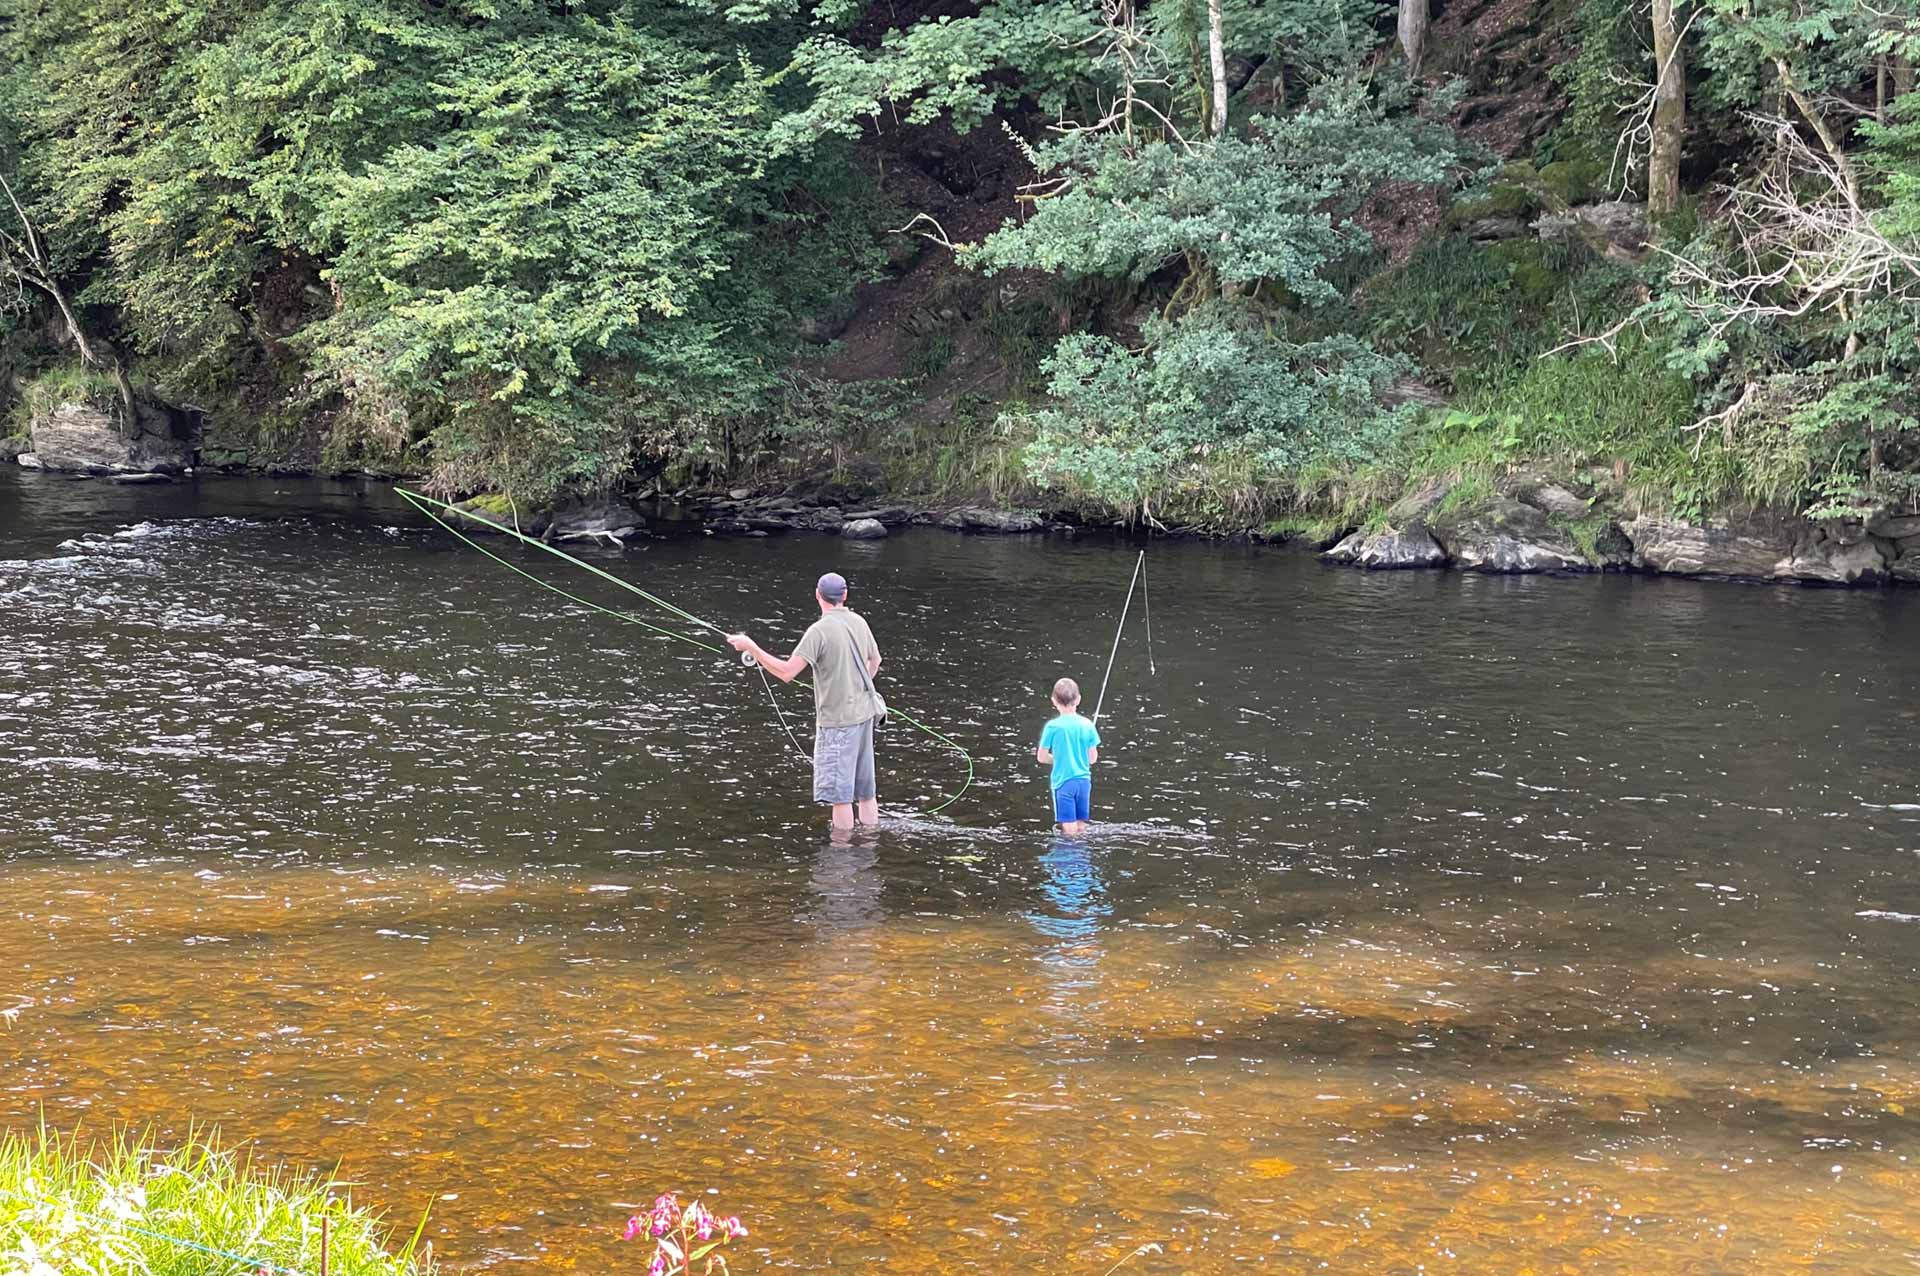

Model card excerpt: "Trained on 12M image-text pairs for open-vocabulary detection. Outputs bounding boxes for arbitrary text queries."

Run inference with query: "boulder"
[842,518,888,540]
[17,452,43,469]
[1510,479,1592,520]
[1465,216,1528,241]
[548,497,644,542]
[29,401,194,474]
[1774,534,1887,585]
[941,507,1045,533]
[1892,552,1920,585]
[1535,200,1651,260]
[1625,515,1793,578]
[454,496,552,537]
[1434,496,1587,573]
[0,437,22,464]
[844,506,914,526]
[1869,512,1920,540]
[1323,527,1447,569]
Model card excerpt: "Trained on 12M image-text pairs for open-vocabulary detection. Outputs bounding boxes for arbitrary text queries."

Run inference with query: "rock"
[548,497,644,542]
[1625,515,1793,578]
[1434,496,1587,573]
[1511,480,1591,520]
[1535,200,1651,259]
[941,507,1045,533]
[17,452,42,469]
[454,496,552,537]
[727,487,753,501]
[844,506,914,526]
[1465,216,1527,241]
[0,437,22,463]
[1869,512,1920,540]
[29,400,195,474]
[110,472,172,485]
[796,291,860,344]
[1893,552,1920,585]
[842,518,888,540]
[1323,527,1446,569]
[1775,534,1887,585]
[1823,517,1872,547]
[1385,479,1452,527]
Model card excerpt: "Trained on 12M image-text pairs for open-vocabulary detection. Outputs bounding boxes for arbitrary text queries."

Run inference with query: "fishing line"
[395,487,973,813]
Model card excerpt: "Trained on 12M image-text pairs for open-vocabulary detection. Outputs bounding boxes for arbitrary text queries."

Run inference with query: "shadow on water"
[7,470,1920,1272]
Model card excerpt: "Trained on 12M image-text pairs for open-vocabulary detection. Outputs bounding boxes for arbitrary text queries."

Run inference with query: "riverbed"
[5,469,1920,1273]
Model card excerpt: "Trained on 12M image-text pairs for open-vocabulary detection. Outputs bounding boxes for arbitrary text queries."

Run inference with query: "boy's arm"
[1089,747,1099,765]
[1036,746,1054,764]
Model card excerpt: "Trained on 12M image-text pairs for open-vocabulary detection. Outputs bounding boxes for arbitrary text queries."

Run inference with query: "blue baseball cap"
[817,572,848,603]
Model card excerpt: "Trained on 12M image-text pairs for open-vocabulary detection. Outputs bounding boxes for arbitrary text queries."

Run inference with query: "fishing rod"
[394,487,974,814]
[1046,548,1155,828]
[1093,549,1154,725]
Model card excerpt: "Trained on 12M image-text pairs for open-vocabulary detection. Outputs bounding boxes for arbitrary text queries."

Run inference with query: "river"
[5,469,1920,1273]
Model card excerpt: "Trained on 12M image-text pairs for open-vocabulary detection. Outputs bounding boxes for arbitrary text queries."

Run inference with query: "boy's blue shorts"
[1053,776,1091,824]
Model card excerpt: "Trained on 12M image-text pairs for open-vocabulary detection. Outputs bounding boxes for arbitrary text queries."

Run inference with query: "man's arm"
[727,633,808,683]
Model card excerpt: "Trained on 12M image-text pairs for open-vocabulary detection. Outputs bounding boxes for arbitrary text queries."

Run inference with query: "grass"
[0,1125,432,1276]
[8,363,132,436]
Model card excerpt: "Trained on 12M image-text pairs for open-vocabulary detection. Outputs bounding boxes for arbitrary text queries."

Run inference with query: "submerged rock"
[1323,527,1447,569]
[16,452,42,469]
[841,518,888,540]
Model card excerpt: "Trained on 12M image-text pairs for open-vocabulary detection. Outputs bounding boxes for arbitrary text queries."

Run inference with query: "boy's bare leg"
[855,797,879,825]
[831,802,856,831]
[1062,820,1088,837]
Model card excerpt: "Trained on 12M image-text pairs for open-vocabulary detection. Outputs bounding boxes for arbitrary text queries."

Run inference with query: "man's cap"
[817,572,848,603]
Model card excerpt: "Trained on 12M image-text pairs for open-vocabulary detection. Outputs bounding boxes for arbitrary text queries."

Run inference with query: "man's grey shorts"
[814,716,877,805]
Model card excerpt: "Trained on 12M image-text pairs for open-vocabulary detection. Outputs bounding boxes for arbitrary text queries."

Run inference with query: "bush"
[0,1126,432,1276]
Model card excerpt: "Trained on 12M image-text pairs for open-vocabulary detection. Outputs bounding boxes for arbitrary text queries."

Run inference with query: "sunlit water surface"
[5,471,1920,1273]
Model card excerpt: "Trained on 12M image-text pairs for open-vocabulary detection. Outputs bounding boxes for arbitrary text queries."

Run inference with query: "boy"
[1036,677,1101,837]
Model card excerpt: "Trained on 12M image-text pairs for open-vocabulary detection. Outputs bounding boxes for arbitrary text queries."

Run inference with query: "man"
[728,572,883,831]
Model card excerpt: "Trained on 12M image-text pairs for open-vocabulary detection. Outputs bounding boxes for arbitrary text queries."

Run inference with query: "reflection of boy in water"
[1035,677,1101,836]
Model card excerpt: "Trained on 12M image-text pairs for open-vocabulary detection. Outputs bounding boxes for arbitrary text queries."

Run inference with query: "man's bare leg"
[831,802,856,831]
[855,797,879,826]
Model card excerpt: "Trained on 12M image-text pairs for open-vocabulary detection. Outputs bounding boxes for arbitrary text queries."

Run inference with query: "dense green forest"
[3,0,1919,530]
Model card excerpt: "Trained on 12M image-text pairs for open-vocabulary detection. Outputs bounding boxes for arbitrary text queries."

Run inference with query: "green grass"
[0,1125,432,1276]
[8,364,131,436]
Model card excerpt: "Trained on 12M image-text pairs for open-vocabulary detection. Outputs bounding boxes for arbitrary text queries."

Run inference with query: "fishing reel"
[739,650,758,668]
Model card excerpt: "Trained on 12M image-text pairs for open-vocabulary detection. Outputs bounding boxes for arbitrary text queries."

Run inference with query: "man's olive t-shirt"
[793,608,881,728]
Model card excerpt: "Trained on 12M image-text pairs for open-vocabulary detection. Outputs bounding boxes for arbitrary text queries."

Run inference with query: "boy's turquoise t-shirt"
[1039,712,1101,791]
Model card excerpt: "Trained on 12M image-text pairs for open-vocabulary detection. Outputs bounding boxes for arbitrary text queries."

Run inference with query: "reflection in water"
[5,472,1920,1274]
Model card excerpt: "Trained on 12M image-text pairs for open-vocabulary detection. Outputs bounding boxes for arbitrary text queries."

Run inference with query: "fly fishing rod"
[394,487,974,814]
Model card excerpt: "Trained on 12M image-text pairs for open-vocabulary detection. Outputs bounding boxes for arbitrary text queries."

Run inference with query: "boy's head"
[1051,677,1081,711]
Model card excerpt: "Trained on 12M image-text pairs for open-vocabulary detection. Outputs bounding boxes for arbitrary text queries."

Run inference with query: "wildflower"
[648,1253,666,1276]
[723,1216,747,1239]
[623,1214,645,1242]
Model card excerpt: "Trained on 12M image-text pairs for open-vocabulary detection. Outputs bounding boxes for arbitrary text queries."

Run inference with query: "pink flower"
[623,1215,645,1242]
[648,1254,667,1276]
[723,1216,747,1239]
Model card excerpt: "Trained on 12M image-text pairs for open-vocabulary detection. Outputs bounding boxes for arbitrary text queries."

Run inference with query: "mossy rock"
[1537,158,1608,207]
[456,493,552,535]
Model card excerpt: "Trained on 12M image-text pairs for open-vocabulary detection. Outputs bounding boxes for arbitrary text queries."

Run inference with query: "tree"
[1398,0,1429,76]
[1648,0,1685,216]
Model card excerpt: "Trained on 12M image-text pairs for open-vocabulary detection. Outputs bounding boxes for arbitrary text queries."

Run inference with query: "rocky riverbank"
[13,426,1920,587]
[1320,467,1920,586]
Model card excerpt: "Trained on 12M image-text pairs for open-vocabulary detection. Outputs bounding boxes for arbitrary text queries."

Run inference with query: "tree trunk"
[1648,0,1685,218]
[1398,0,1429,77]
[1206,0,1228,138]
[1895,55,1915,99]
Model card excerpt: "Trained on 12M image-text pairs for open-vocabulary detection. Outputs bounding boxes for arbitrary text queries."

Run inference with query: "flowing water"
[6,469,1920,1274]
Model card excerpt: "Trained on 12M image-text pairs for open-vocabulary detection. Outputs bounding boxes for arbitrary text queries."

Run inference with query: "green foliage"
[1012,303,1412,520]
[0,1125,430,1276]
[12,363,127,430]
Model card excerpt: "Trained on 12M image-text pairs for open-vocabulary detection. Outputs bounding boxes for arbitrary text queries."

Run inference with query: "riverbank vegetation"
[0,1126,432,1276]
[2,0,1919,530]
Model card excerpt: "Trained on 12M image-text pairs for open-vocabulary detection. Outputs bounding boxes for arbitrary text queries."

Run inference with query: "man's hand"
[727,633,753,653]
